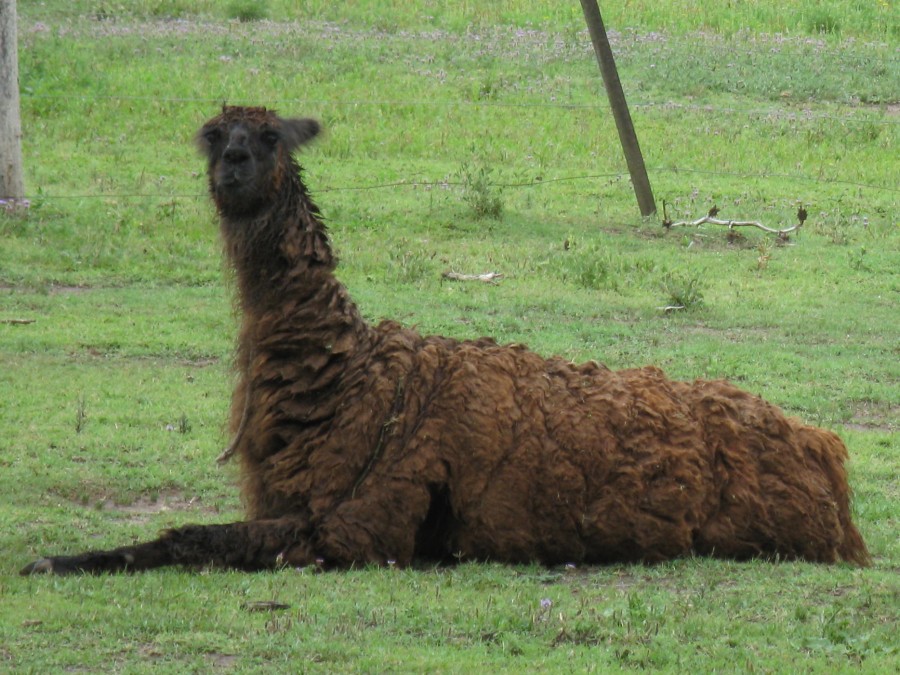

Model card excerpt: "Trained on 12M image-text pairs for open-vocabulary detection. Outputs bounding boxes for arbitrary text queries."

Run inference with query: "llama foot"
[21,556,90,575]
[20,550,138,575]
[20,558,57,575]
[20,518,316,575]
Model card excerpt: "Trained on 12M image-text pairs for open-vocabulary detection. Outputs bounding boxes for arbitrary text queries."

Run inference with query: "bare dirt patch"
[682,324,776,344]
[49,284,95,295]
[100,491,219,524]
[206,653,239,669]
[845,402,898,433]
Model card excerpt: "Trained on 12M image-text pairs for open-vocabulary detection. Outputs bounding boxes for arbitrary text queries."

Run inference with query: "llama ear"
[281,118,321,152]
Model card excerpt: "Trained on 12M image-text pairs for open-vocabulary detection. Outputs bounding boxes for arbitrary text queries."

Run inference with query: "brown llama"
[21,106,869,575]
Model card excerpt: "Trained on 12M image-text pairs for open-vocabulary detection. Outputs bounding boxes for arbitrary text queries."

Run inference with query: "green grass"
[2,1,898,672]
[22,0,900,39]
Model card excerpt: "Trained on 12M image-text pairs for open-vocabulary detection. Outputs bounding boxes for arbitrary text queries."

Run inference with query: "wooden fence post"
[579,0,656,216]
[1,0,25,200]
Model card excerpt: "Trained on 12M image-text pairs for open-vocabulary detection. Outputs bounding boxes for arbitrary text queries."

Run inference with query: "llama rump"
[21,106,869,575]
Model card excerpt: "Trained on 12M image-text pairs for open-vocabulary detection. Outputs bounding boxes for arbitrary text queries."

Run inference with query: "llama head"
[197,106,320,217]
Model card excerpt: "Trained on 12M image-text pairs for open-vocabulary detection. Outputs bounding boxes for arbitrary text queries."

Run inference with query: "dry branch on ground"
[441,271,505,284]
[663,204,808,237]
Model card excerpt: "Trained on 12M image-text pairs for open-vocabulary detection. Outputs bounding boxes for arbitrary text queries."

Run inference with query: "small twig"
[217,348,255,465]
[241,601,291,613]
[441,270,504,284]
[0,318,36,325]
[217,393,249,464]
[659,305,686,313]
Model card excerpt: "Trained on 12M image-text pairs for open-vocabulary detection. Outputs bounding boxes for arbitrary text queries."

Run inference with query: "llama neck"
[221,172,335,313]
[221,173,370,367]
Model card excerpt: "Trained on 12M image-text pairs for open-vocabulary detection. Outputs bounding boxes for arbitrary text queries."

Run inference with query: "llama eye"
[261,131,280,147]
[203,129,222,145]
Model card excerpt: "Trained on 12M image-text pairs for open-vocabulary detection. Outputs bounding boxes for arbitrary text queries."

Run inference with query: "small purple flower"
[1,198,30,212]
[540,598,553,610]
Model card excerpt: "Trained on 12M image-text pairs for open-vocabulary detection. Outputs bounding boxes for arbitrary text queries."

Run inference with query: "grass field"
[2,1,898,672]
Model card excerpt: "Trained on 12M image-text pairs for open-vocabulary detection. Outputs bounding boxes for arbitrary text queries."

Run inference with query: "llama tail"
[838,519,870,566]
[798,425,871,566]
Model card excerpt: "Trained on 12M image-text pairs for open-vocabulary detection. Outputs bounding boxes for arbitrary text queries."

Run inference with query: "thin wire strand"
[18,166,897,202]
[15,94,895,203]
[20,92,899,126]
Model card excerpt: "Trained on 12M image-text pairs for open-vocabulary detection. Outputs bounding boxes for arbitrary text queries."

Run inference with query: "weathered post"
[1,0,25,200]
[579,0,656,216]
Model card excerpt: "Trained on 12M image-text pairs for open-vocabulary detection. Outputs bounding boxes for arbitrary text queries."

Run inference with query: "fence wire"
[13,92,898,202]
[17,167,898,203]
[21,92,899,127]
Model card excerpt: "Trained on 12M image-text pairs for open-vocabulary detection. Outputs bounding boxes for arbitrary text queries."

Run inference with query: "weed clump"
[558,238,660,294]
[388,240,437,284]
[75,395,87,434]
[561,240,620,292]
[457,160,504,220]
[660,271,705,310]
[806,10,841,35]
[227,0,268,22]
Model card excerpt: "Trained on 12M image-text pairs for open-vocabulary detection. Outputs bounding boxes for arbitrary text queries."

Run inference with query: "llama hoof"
[20,557,83,575]
[20,558,56,575]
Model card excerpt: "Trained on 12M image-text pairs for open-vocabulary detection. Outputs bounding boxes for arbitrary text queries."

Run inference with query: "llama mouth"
[217,161,255,184]
[219,172,252,190]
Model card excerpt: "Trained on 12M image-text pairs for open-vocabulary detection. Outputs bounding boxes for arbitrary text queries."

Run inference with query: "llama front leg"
[310,479,439,567]
[20,517,313,575]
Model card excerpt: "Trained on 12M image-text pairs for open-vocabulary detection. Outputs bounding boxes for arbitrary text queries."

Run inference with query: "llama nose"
[224,145,251,164]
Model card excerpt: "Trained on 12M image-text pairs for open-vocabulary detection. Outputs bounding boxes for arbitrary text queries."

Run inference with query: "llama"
[21,106,869,575]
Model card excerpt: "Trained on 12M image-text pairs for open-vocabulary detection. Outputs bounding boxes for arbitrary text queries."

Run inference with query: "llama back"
[422,347,870,566]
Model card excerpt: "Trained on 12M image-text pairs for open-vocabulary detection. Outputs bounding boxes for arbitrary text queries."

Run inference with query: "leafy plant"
[456,159,504,220]
[848,246,869,271]
[226,0,268,22]
[387,240,437,284]
[75,394,87,433]
[659,271,705,310]
[177,413,192,434]
[806,9,842,35]
[559,239,619,292]
[756,240,773,271]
